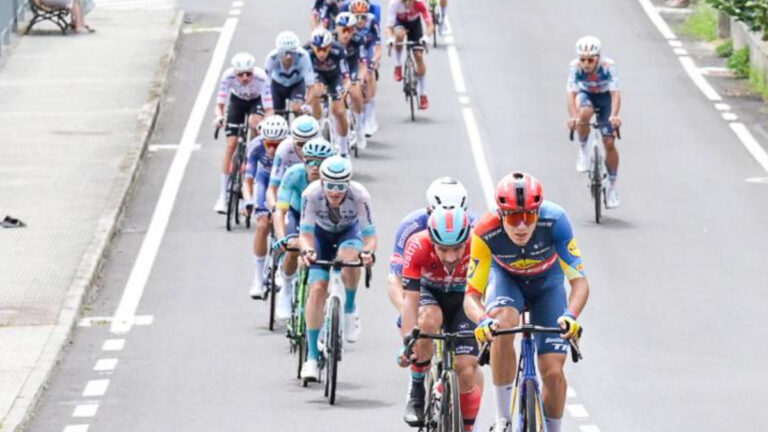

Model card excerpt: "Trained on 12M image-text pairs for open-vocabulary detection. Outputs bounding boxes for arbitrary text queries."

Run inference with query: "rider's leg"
[310,83,323,121]
[414,49,427,95]
[488,306,520,422]
[332,99,350,155]
[305,275,329,360]
[247,111,263,138]
[394,27,407,66]
[538,354,567,432]
[576,105,594,144]
[413,303,441,386]
[221,136,236,198]
[603,136,619,179]
[456,355,482,432]
[338,245,362,313]
[440,0,448,17]
[252,213,269,279]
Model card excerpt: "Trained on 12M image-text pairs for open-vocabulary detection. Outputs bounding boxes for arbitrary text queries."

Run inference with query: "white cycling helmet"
[575,35,601,57]
[310,27,334,48]
[259,115,289,141]
[291,115,320,141]
[276,30,301,52]
[231,52,256,73]
[335,11,358,28]
[320,155,353,182]
[426,177,468,211]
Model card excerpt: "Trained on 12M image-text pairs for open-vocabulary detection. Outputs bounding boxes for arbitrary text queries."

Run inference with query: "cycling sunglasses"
[263,139,281,149]
[354,13,368,21]
[499,210,539,227]
[305,157,324,167]
[339,27,355,34]
[237,71,253,77]
[324,181,348,192]
[313,45,331,54]
[579,57,597,64]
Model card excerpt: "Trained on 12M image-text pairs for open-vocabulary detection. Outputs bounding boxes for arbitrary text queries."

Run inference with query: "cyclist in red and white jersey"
[387,0,433,110]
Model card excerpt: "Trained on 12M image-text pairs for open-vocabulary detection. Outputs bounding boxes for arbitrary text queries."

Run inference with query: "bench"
[25,0,71,35]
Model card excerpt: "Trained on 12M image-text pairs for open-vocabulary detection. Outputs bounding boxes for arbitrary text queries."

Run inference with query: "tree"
[708,0,768,39]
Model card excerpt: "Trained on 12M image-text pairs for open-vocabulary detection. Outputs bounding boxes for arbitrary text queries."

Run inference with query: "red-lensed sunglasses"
[579,57,597,64]
[263,140,281,149]
[339,27,354,34]
[499,210,539,227]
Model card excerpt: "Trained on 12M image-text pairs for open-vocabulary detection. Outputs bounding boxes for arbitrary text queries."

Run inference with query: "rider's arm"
[262,54,275,114]
[463,232,492,323]
[298,193,317,253]
[273,170,296,239]
[400,237,424,338]
[566,61,580,118]
[242,147,259,203]
[267,185,278,210]
[300,50,316,86]
[357,186,377,254]
[418,1,434,36]
[552,212,589,317]
[215,71,231,120]
[607,60,621,118]
[610,90,621,118]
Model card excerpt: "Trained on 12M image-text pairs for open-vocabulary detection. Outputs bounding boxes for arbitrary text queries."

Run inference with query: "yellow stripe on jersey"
[558,257,585,281]
[467,233,492,296]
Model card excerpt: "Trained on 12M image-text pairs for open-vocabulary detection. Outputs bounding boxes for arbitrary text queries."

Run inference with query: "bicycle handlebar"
[569,125,621,141]
[387,40,428,57]
[310,255,375,288]
[403,328,476,359]
[477,324,583,365]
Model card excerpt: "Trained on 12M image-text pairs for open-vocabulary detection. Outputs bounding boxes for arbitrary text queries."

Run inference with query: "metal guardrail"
[0,0,26,58]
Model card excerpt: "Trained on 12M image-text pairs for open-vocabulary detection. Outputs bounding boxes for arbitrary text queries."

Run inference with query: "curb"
[1,9,185,432]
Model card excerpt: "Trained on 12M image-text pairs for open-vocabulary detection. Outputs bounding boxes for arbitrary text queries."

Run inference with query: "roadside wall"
[731,18,768,83]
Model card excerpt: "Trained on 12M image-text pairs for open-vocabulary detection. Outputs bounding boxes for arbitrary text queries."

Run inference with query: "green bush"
[728,46,751,77]
[717,39,734,57]
[681,2,719,40]
[749,66,768,99]
[707,0,768,40]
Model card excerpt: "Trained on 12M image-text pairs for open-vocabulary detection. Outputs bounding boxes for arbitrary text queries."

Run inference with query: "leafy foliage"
[707,0,768,40]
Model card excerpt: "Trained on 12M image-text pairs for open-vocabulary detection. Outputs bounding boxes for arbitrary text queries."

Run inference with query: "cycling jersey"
[276,163,309,213]
[566,57,619,94]
[244,136,275,213]
[305,41,349,76]
[216,67,269,104]
[313,0,341,29]
[336,32,366,80]
[402,231,470,294]
[269,137,303,188]
[354,16,381,64]
[300,180,375,237]
[263,47,315,89]
[390,208,478,277]
[387,0,432,26]
[340,0,382,23]
[467,201,585,297]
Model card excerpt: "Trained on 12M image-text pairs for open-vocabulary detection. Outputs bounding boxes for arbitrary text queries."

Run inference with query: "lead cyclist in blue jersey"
[566,35,622,208]
[271,138,334,319]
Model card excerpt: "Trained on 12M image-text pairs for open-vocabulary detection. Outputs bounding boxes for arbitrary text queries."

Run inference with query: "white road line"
[715,103,731,111]
[566,404,590,418]
[93,358,119,372]
[102,339,125,351]
[673,48,688,56]
[181,27,223,35]
[745,176,768,183]
[730,123,768,173]
[678,56,722,101]
[722,112,738,121]
[72,404,99,418]
[79,315,154,327]
[668,40,682,47]
[458,95,470,105]
[446,45,467,94]
[148,143,202,152]
[82,380,109,397]
[229,9,241,16]
[231,0,244,6]
[461,108,498,210]
[637,0,677,39]
[580,426,602,432]
[62,425,89,432]
[111,17,240,334]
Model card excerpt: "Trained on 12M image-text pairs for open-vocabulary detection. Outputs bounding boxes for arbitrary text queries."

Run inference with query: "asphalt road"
[28,0,768,431]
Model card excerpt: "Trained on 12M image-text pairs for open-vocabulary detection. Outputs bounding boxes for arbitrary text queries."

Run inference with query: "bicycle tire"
[299,335,309,385]
[523,380,542,432]
[327,296,341,405]
[245,206,252,229]
[431,8,438,48]
[225,169,238,231]
[438,371,462,432]
[267,253,278,331]
[423,365,439,430]
[592,145,602,224]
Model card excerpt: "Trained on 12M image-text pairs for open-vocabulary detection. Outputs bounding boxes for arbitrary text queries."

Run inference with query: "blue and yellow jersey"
[467,201,585,297]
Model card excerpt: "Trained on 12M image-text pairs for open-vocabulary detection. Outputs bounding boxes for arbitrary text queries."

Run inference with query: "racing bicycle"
[214,118,252,231]
[309,257,372,405]
[570,114,621,224]
[404,328,476,431]
[389,40,427,122]
[264,232,299,331]
[478,313,583,432]
[288,266,311,383]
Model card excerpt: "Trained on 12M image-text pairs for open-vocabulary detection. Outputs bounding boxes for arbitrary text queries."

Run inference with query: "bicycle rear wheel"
[226,169,239,231]
[523,380,543,432]
[267,251,278,331]
[438,371,462,432]
[591,145,602,224]
[326,296,341,404]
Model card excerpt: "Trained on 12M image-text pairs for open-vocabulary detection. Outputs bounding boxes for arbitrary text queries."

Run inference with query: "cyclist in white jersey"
[298,156,377,381]
[213,52,269,214]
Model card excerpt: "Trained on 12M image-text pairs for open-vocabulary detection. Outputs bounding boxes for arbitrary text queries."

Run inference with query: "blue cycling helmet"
[291,115,320,140]
[427,207,471,246]
[320,155,352,182]
[303,138,335,158]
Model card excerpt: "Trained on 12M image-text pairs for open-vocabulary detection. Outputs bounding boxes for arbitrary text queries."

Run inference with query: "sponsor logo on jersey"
[567,238,581,257]
[467,258,479,279]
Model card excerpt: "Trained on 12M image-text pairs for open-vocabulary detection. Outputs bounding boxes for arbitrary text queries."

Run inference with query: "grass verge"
[680,2,718,41]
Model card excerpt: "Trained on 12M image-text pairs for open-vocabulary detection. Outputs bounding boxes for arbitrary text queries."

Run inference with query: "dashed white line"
[149,143,202,152]
[668,40,683,47]
[458,95,470,105]
[722,112,738,121]
[231,0,244,6]
[446,45,467,94]
[72,404,99,418]
[82,380,109,397]
[62,425,89,432]
[102,339,125,351]
[111,17,240,334]
[566,404,590,418]
[673,47,688,56]
[715,103,731,111]
[566,386,577,398]
[229,9,241,16]
[637,0,677,39]
[93,358,119,372]
[79,315,154,327]
[678,56,722,101]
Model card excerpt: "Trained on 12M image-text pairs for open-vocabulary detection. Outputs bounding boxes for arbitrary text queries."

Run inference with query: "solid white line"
[443,17,453,35]
[93,358,119,372]
[443,35,455,44]
[72,404,99,418]
[148,144,202,152]
[446,45,467,94]
[111,17,239,334]
[231,0,244,6]
[678,56,722,101]
[62,425,89,432]
[102,339,125,351]
[745,176,768,183]
[637,0,677,39]
[461,109,496,211]
[82,380,109,397]
[458,95,470,105]
[580,426,602,432]
[566,403,590,418]
[730,123,768,173]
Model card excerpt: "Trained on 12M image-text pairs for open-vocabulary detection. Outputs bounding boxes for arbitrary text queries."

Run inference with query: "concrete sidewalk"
[0,6,182,431]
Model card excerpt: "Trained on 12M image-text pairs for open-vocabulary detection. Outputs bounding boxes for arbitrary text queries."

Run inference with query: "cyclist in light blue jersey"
[264,31,316,116]
[566,35,622,208]
[271,138,334,319]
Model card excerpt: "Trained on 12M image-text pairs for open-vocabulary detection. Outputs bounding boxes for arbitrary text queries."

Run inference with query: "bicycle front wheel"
[326,296,341,405]
[592,145,602,224]
[267,254,278,331]
[523,380,544,432]
[438,370,462,432]
[226,169,239,231]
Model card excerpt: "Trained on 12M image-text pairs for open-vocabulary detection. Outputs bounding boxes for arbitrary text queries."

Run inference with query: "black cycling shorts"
[270,81,307,112]
[315,71,345,101]
[225,94,264,137]
[396,18,423,43]
[419,288,479,357]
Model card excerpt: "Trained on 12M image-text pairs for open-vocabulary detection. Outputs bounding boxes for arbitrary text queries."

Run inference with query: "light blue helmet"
[291,115,320,141]
[427,206,471,246]
[303,138,334,158]
[320,155,352,182]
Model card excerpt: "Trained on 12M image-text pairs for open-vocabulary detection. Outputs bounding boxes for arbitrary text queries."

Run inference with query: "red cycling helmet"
[495,172,543,212]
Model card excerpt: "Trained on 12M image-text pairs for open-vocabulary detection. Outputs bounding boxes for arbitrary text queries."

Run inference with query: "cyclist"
[398,207,483,430]
[334,12,368,150]
[344,0,382,136]
[463,172,589,432]
[298,156,377,380]
[387,0,433,110]
[272,138,335,319]
[566,35,622,208]
[312,0,342,30]
[388,177,473,321]
[264,31,315,118]
[267,115,321,209]
[244,115,290,299]
[213,52,269,214]
[306,28,353,156]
